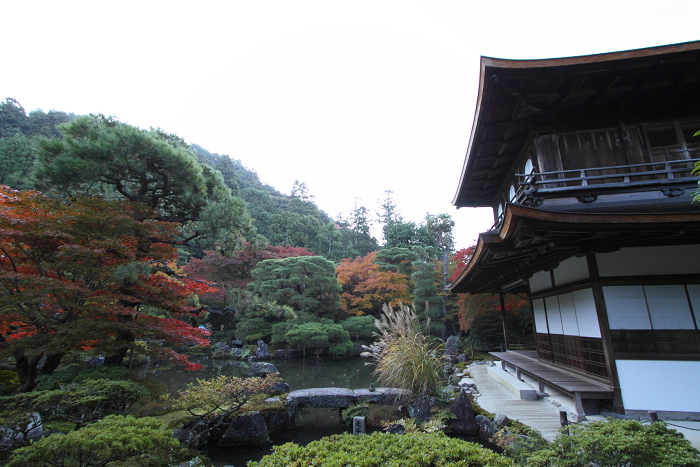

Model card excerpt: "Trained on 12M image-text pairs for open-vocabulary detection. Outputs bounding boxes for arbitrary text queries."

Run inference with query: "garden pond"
[143,356,496,466]
[147,355,377,397]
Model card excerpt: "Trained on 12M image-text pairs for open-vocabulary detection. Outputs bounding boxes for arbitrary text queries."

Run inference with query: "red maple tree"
[448,246,476,283]
[0,186,211,391]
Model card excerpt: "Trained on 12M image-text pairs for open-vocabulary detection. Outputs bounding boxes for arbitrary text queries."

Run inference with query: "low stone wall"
[201,384,485,447]
[286,387,409,428]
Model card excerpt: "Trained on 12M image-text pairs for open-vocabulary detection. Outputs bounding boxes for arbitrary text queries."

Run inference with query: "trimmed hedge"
[249,432,514,467]
[526,419,700,467]
[6,415,197,467]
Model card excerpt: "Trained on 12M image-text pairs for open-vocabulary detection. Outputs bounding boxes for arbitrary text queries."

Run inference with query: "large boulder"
[255,340,272,359]
[218,412,269,446]
[271,381,290,394]
[212,344,231,359]
[448,389,478,435]
[247,362,280,378]
[263,411,290,435]
[408,396,437,422]
[475,414,498,440]
[172,428,198,447]
[494,412,510,428]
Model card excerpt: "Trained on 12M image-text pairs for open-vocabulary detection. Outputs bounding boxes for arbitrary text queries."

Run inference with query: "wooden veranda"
[489,350,615,415]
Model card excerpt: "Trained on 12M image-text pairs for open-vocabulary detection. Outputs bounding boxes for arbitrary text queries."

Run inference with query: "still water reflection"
[148,356,376,396]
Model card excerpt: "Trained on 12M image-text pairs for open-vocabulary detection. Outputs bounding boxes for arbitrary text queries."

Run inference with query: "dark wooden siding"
[536,333,609,380]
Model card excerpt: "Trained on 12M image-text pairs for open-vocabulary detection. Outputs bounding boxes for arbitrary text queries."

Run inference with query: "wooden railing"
[515,157,699,194]
[488,156,700,229]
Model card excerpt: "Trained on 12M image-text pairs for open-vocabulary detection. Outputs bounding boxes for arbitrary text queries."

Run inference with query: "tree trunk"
[39,352,65,377]
[104,347,129,367]
[105,315,135,366]
[15,350,44,393]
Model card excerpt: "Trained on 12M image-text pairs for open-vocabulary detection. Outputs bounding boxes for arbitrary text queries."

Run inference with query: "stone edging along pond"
[205,387,409,447]
[286,387,409,428]
[208,386,483,447]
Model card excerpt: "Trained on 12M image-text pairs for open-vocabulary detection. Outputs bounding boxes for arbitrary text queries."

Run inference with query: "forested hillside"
[0,98,76,189]
[189,143,376,261]
[0,97,533,357]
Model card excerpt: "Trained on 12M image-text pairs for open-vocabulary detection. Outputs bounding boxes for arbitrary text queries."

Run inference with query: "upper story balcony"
[490,151,700,229]
[519,155,698,203]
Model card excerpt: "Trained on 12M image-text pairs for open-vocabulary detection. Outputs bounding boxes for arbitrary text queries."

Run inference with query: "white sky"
[4,0,700,249]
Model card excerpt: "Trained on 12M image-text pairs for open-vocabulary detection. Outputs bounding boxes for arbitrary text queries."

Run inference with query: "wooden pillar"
[586,253,625,413]
[573,392,586,420]
[559,411,569,428]
[499,291,510,351]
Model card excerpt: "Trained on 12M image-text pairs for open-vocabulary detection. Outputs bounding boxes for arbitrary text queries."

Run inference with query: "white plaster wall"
[645,285,695,329]
[545,296,563,334]
[530,270,552,293]
[603,286,651,330]
[558,293,580,336]
[687,285,700,324]
[573,289,601,338]
[597,245,700,277]
[553,256,589,286]
[533,298,548,333]
[616,360,700,412]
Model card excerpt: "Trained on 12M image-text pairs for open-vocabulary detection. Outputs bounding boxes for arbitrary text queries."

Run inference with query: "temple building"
[450,41,700,418]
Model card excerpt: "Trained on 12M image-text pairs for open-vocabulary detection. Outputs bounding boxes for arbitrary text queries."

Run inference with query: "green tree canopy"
[248,256,343,319]
[412,258,444,335]
[5,415,192,467]
[280,321,355,357]
[374,247,418,276]
[0,133,36,190]
[33,114,252,248]
[0,98,27,137]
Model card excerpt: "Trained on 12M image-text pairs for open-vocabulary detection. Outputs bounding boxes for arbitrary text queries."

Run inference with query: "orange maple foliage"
[336,251,412,316]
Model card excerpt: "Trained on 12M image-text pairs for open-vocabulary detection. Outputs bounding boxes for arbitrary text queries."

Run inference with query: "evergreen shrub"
[525,419,700,467]
[6,415,198,467]
[249,432,514,467]
[35,365,132,391]
[0,370,19,393]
